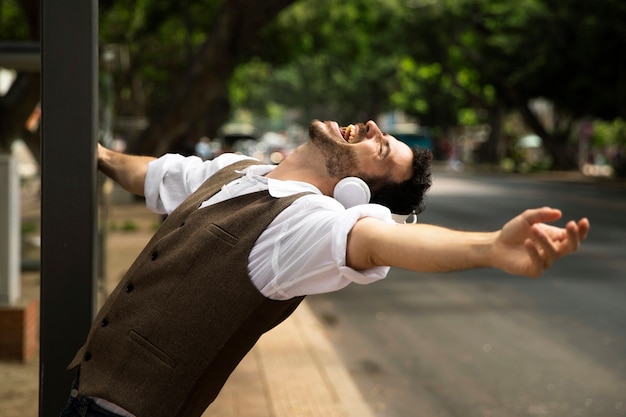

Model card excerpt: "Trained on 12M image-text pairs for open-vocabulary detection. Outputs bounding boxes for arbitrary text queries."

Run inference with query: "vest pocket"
[128,330,177,369]
[207,223,239,246]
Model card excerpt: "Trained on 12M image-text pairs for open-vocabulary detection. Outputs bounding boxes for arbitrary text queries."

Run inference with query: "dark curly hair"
[368,146,432,215]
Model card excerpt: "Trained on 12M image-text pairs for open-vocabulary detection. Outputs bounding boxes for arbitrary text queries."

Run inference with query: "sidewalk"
[0,198,375,417]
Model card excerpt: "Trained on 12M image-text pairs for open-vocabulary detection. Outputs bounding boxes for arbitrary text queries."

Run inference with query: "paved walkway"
[0,197,375,417]
[204,299,374,417]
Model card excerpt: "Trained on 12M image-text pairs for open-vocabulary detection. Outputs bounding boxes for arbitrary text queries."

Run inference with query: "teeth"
[344,124,356,142]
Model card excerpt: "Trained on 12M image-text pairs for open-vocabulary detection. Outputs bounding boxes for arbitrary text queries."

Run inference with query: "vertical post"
[40,1,98,416]
[0,153,20,305]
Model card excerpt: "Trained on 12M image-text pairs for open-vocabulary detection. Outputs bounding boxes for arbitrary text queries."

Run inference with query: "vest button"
[151,251,159,260]
[101,317,109,327]
[126,283,135,293]
[84,352,92,361]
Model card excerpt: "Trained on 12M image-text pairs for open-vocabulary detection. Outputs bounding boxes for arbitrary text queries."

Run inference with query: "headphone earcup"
[333,177,371,208]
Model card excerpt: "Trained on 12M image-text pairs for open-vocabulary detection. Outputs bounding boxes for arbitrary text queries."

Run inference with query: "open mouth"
[340,124,357,143]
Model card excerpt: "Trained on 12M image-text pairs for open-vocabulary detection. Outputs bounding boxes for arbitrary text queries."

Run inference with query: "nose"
[365,120,382,138]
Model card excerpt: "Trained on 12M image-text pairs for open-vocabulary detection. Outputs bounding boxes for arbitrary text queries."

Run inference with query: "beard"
[308,120,361,178]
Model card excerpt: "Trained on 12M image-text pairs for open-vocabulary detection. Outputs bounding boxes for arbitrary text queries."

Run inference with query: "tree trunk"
[0,0,40,160]
[128,0,296,156]
[0,73,41,160]
[516,99,578,170]
[475,102,504,165]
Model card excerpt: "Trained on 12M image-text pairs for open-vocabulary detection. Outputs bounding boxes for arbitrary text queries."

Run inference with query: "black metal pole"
[40,1,98,416]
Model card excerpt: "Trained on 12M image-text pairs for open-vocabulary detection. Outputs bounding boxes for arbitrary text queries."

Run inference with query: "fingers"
[505,209,589,278]
[539,223,567,241]
[522,207,562,225]
[531,223,558,266]
[525,207,562,224]
[529,216,590,271]
[566,217,590,250]
[577,218,590,241]
[565,221,581,252]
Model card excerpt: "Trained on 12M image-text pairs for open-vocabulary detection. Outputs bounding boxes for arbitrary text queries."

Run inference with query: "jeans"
[59,372,124,417]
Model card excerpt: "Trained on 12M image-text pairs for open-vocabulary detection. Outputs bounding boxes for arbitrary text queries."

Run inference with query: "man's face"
[309,120,414,187]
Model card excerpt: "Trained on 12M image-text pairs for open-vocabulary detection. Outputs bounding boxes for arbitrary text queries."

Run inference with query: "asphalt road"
[307,168,626,417]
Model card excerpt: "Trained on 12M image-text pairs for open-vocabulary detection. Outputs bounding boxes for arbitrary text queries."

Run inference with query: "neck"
[265,143,335,196]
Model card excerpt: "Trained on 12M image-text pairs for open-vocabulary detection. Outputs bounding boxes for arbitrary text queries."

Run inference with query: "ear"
[333,177,371,208]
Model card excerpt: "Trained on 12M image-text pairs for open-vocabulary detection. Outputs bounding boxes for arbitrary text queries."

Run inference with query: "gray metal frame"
[40,1,98,415]
[0,42,40,71]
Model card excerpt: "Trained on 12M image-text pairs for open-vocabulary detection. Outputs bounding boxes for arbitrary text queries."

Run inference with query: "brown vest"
[69,160,307,417]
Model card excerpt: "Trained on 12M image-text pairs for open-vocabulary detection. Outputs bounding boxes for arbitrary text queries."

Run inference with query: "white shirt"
[95,153,395,416]
[144,153,394,300]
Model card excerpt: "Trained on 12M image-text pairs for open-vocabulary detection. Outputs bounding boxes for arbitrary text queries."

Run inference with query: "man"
[61,119,589,417]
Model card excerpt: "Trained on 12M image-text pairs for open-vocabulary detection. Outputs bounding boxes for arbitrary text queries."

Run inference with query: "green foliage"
[21,220,38,235]
[0,0,30,39]
[458,108,480,126]
[232,0,407,124]
[229,58,274,110]
[4,0,626,168]
[99,0,221,113]
[109,219,138,232]
[390,58,462,127]
[226,0,623,170]
[518,0,626,120]
[592,118,626,147]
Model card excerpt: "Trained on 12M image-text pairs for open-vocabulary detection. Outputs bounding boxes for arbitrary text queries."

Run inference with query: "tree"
[228,0,626,171]
[6,0,624,170]
[511,0,626,168]
[1,0,299,159]
[99,0,298,156]
[0,0,40,161]
[229,0,410,126]
[397,0,626,169]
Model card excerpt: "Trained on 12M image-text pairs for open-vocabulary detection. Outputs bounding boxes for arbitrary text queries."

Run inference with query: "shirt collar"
[238,165,323,198]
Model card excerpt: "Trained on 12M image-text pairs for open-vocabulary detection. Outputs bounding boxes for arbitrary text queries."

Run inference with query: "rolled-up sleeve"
[144,153,254,214]
[252,195,396,299]
[332,204,395,285]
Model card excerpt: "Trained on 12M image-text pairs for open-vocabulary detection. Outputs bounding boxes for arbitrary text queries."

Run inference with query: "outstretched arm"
[97,143,156,196]
[346,207,590,278]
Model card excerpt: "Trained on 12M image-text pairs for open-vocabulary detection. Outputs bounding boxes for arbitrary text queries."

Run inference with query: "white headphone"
[333,177,371,208]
